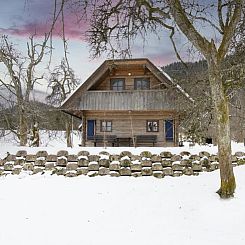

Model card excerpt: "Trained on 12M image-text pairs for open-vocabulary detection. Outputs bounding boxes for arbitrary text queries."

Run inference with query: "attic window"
[111,78,125,91]
[134,78,150,90]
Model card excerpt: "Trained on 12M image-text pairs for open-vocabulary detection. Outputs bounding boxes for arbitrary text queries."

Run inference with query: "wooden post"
[174,114,178,147]
[82,112,86,147]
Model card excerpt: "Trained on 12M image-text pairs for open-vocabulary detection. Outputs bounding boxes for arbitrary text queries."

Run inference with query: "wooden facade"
[82,111,179,147]
[61,58,183,147]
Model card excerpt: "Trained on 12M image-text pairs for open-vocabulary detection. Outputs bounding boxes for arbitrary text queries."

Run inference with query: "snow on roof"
[60,80,84,107]
[157,66,195,103]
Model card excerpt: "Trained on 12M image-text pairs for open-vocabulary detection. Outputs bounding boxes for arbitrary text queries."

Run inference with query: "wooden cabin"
[61,58,184,147]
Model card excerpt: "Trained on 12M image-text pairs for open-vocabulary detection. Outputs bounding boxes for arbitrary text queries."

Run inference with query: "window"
[111,78,125,91]
[101,120,112,132]
[165,120,174,142]
[134,78,150,90]
[146,120,159,132]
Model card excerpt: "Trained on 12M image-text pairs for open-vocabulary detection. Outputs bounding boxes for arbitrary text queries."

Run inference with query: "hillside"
[163,58,245,143]
[0,101,80,131]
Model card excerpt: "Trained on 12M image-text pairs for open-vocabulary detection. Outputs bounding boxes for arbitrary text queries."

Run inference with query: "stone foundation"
[0,150,244,178]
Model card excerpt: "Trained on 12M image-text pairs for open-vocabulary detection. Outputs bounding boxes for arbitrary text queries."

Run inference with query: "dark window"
[146,120,159,132]
[101,121,112,132]
[134,78,150,90]
[111,78,125,91]
[165,120,174,142]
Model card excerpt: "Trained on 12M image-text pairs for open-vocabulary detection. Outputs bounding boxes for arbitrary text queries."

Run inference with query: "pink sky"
[0,0,179,82]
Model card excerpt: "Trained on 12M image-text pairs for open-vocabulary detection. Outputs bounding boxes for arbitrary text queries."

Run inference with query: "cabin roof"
[61,58,173,108]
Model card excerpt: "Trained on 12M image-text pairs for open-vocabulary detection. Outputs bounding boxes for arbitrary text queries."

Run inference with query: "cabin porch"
[79,110,179,147]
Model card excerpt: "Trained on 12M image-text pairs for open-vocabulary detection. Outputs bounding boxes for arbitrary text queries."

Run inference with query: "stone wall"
[0,150,245,178]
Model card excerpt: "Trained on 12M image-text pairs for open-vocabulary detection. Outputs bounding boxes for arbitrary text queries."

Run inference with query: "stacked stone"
[3,150,27,175]
[0,150,245,177]
[235,152,245,165]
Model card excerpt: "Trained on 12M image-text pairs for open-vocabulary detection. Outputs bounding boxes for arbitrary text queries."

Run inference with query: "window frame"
[100,120,112,132]
[146,120,159,132]
[134,78,150,90]
[110,78,125,91]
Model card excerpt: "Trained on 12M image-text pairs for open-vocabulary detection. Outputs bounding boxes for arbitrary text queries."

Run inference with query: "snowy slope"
[0,167,244,245]
[0,131,245,244]
[0,130,244,159]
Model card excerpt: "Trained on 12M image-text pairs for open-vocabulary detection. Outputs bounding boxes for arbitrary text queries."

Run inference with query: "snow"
[99,154,110,160]
[152,162,162,166]
[16,156,25,160]
[1,130,244,159]
[132,160,140,164]
[88,161,98,166]
[77,155,88,160]
[36,156,45,161]
[0,167,244,244]
[57,156,67,160]
[182,155,190,160]
[173,160,181,165]
[121,156,130,160]
[157,66,195,102]
[0,131,245,244]
[142,157,151,160]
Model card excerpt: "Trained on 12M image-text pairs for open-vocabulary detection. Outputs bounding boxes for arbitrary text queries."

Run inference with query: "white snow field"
[0,131,245,245]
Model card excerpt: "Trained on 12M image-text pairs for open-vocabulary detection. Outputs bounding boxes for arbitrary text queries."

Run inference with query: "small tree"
[46,59,79,147]
[0,35,50,146]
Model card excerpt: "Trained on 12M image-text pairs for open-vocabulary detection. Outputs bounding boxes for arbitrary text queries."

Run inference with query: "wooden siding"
[61,59,174,110]
[79,90,175,111]
[83,111,179,147]
[94,74,165,91]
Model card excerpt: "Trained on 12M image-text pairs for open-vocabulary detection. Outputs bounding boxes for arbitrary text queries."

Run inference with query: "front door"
[87,120,95,139]
[165,120,174,142]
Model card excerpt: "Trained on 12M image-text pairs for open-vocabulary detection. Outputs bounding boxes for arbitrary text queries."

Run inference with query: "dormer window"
[134,78,150,90]
[111,78,125,91]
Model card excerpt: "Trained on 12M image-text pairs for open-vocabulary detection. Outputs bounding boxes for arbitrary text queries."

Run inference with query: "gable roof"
[61,58,173,109]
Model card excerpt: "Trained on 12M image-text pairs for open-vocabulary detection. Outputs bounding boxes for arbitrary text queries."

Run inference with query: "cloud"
[0,1,181,66]
[0,0,89,40]
[1,14,89,40]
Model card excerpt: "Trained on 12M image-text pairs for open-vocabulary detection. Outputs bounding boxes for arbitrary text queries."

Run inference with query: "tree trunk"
[30,121,40,147]
[66,119,72,148]
[19,107,28,146]
[208,58,236,198]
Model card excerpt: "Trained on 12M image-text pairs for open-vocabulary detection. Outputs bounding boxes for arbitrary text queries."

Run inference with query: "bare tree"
[47,58,79,147]
[163,60,213,143]
[0,35,50,146]
[62,0,245,198]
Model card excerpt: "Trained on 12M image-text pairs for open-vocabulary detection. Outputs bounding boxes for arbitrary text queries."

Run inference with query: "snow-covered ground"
[0,131,245,245]
[0,130,244,158]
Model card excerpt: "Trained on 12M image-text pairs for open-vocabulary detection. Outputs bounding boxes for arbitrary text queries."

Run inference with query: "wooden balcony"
[77,90,176,111]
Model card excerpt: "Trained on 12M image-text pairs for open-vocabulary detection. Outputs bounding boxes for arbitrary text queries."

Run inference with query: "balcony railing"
[78,90,176,111]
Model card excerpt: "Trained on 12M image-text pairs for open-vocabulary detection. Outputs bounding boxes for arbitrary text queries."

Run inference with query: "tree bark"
[208,57,236,198]
[66,119,72,148]
[19,106,28,146]
[30,121,40,147]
